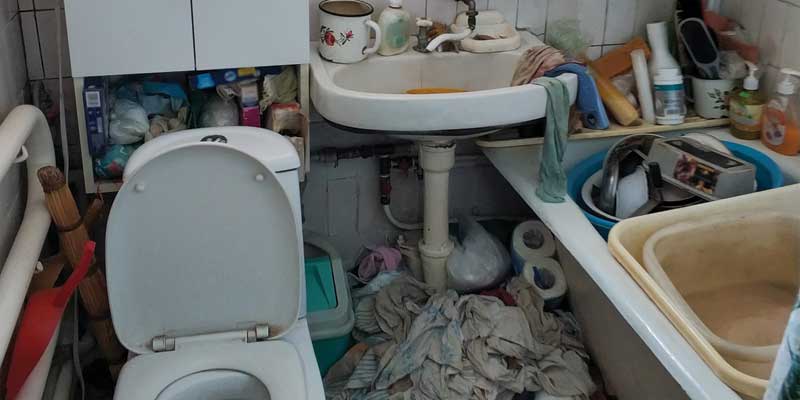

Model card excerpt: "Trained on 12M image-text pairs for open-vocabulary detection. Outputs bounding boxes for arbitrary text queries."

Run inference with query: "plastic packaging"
[631,49,656,124]
[653,69,686,125]
[94,143,139,178]
[260,68,298,110]
[109,99,149,144]
[199,96,239,127]
[729,62,765,140]
[762,68,800,155]
[377,0,411,56]
[446,216,511,293]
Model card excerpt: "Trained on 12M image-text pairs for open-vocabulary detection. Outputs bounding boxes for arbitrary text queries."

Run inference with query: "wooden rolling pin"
[587,63,640,127]
[37,166,126,379]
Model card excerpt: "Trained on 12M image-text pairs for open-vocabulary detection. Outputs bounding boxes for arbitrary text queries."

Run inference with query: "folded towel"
[533,77,571,203]
[511,46,567,86]
[545,63,610,130]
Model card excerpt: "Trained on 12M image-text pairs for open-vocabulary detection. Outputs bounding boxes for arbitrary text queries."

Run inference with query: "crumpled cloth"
[358,247,403,281]
[532,77,571,203]
[511,46,567,86]
[325,275,595,400]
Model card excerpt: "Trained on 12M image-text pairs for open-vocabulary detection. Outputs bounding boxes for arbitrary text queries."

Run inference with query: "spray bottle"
[729,62,765,140]
[762,68,800,155]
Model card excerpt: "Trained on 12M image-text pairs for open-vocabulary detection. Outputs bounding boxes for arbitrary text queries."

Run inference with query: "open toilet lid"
[106,139,302,354]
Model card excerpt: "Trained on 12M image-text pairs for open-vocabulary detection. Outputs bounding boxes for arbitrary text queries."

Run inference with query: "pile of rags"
[325,274,595,400]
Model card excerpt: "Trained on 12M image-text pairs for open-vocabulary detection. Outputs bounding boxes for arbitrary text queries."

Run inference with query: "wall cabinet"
[65,0,310,77]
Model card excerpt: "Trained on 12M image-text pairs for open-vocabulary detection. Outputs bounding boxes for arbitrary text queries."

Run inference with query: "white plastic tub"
[643,212,800,378]
[608,184,800,399]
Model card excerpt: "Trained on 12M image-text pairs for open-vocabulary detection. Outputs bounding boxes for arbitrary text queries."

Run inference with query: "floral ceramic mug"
[319,0,382,64]
[689,77,736,119]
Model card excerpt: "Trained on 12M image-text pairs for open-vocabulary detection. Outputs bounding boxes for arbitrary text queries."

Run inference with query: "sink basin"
[310,32,578,136]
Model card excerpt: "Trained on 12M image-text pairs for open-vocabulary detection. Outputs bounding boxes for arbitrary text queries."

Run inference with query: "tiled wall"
[0,0,26,119]
[719,0,800,92]
[0,0,27,265]
[309,0,677,59]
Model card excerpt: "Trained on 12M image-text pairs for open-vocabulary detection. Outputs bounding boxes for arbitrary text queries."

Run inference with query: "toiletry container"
[762,69,800,155]
[653,69,687,125]
[377,0,411,56]
[647,22,680,78]
[730,62,765,140]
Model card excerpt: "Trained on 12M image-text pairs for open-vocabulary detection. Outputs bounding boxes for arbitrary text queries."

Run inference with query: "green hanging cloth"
[533,76,571,203]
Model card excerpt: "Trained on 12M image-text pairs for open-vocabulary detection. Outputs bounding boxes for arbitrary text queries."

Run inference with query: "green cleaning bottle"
[729,62,766,140]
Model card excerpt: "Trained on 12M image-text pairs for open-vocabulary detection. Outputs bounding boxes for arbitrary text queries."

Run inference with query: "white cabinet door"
[65,0,195,77]
[192,0,310,70]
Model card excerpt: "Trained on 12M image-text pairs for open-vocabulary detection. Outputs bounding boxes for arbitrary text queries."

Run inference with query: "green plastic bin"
[304,232,354,376]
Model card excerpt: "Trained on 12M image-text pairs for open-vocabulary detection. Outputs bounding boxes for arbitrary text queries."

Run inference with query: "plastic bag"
[446,216,511,293]
[109,99,149,145]
[260,68,298,110]
[199,96,239,127]
[94,143,139,178]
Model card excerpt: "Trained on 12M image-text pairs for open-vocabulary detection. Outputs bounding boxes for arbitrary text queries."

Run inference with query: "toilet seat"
[104,128,319,399]
[114,340,306,400]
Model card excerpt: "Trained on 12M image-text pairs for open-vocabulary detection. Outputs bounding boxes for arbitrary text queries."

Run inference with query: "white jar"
[653,69,687,125]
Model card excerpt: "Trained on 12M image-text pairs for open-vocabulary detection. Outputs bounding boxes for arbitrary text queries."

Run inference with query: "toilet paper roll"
[511,220,556,273]
[522,257,567,309]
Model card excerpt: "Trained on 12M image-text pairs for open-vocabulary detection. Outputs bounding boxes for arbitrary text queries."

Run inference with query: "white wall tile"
[20,11,42,80]
[633,0,675,38]
[516,0,546,34]
[739,0,765,43]
[604,0,636,44]
[0,14,26,119]
[427,0,457,23]
[545,0,607,46]
[487,0,518,25]
[18,0,32,11]
[35,8,70,78]
[33,0,58,10]
[757,0,788,67]
[780,4,800,70]
[602,44,622,55]
[585,45,602,60]
[720,0,742,22]
[1,0,17,22]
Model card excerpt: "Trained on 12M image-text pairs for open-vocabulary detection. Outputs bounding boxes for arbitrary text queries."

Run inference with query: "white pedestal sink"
[310,32,578,289]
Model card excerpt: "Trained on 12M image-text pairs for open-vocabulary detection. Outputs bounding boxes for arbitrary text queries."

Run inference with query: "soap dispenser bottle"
[377,0,411,56]
[762,68,800,155]
[729,62,766,140]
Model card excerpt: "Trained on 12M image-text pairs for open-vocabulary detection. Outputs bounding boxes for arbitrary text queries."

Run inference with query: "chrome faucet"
[413,0,479,53]
[459,0,478,30]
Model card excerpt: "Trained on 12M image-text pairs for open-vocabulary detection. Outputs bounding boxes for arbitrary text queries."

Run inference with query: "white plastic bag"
[199,96,239,127]
[446,217,511,293]
[109,99,149,145]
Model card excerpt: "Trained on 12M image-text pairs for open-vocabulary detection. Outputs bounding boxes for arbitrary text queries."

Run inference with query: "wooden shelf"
[476,117,731,149]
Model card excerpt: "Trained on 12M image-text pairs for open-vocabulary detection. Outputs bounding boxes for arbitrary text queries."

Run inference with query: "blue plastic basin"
[567,141,785,239]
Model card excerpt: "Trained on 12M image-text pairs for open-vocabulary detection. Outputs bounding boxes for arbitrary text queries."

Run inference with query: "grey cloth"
[533,76,571,203]
[326,275,595,400]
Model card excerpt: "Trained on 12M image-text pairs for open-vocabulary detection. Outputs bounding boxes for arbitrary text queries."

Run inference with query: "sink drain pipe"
[417,141,457,290]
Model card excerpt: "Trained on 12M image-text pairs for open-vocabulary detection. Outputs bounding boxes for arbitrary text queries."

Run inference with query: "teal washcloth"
[533,77,570,203]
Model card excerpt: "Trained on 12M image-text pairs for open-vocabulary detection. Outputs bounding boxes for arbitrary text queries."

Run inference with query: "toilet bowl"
[105,127,324,399]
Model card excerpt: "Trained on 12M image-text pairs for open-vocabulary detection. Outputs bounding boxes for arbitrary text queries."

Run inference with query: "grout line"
[31,9,45,78]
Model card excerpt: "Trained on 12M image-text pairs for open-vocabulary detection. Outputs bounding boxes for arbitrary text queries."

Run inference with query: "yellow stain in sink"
[405,88,468,94]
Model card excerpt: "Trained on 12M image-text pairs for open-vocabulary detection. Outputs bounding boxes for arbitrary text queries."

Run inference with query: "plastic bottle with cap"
[653,68,687,125]
[762,68,800,155]
[377,0,411,56]
[729,62,766,140]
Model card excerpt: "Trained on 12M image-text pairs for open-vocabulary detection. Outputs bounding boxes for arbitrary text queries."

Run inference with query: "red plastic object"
[6,241,96,400]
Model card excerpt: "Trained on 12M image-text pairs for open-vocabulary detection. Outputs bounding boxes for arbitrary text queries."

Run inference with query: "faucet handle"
[416,17,434,28]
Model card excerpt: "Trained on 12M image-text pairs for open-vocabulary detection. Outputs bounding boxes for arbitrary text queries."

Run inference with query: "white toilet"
[105,127,325,399]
